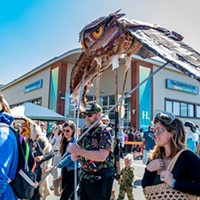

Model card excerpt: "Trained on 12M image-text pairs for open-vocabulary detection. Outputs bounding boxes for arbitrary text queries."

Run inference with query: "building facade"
[1,48,199,130]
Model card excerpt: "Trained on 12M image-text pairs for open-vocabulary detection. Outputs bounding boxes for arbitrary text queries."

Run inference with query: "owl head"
[79,10,125,56]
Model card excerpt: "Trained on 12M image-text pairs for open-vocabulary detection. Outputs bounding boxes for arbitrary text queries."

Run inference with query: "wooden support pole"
[119,69,128,121]
[114,69,118,111]
[114,68,120,180]
[96,65,100,104]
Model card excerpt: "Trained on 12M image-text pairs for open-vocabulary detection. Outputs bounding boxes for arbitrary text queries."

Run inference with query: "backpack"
[8,125,37,199]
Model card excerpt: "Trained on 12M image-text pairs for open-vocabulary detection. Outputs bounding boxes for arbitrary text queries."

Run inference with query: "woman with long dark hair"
[57,120,80,200]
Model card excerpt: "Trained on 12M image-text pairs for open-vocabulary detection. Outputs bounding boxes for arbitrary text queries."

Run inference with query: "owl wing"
[70,52,112,107]
[70,52,91,95]
[126,25,200,82]
[70,52,92,107]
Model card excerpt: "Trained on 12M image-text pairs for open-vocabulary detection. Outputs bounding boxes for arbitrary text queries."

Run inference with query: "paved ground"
[47,158,145,200]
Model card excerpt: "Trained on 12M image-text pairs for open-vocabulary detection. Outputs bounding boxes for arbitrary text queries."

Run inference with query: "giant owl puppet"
[70,10,200,109]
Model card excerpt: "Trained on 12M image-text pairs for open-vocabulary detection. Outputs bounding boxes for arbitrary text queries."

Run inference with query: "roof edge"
[1,48,82,90]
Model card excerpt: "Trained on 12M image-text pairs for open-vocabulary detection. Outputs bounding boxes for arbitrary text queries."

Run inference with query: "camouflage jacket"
[120,167,134,188]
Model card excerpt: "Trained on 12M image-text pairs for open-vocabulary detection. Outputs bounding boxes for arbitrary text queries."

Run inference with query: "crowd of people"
[0,93,200,200]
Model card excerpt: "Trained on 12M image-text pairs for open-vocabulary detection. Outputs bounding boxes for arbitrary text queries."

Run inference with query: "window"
[31,98,42,106]
[165,98,199,118]
[197,105,200,118]
[180,103,187,117]
[107,95,115,122]
[173,102,180,116]
[124,97,131,126]
[86,96,95,103]
[83,94,131,125]
[109,95,115,106]
[188,104,194,117]
[166,100,172,113]
[10,98,42,109]
[102,96,108,108]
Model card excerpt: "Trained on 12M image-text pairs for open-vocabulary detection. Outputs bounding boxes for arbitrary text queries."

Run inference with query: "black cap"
[84,103,102,113]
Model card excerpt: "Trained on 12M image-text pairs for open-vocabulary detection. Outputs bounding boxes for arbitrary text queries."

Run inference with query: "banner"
[49,67,59,112]
[139,66,152,130]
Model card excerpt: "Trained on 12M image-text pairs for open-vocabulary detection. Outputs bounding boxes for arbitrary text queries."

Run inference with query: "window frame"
[165,98,199,119]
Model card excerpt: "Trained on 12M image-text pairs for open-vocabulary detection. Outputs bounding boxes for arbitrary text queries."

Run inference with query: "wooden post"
[114,69,118,112]
[119,69,128,121]
[119,55,131,122]
[96,64,100,103]
[114,69,120,182]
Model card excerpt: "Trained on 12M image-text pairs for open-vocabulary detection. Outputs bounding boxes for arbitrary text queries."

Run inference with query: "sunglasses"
[63,129,71,133]
[155,111,175,126]
[84,113,96,118]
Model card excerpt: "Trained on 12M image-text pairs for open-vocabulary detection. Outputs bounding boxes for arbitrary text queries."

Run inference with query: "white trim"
[19,169,36,187]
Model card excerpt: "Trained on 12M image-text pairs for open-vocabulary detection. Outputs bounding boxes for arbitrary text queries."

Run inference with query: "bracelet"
[171,179,176,189]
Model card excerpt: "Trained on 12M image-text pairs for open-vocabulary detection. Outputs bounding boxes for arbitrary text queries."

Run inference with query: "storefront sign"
[166,79,199,95]
[24,79,43,93]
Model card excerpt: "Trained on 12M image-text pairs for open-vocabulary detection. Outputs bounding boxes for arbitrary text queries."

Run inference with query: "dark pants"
[120,143,124,158]
[79,175,114,200]
[60,168,79,200]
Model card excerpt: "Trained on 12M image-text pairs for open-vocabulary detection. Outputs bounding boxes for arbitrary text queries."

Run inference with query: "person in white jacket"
[184,121,198,153]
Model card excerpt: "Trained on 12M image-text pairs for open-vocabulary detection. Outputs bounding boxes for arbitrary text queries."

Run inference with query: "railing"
[124,141,142,145]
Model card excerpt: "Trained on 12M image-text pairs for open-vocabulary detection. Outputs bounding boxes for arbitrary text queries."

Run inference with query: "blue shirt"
[0,113,18,200]
[187,138,196,153]
[143,130,155,151]
[118,131,125,147]
[58,137,80,171]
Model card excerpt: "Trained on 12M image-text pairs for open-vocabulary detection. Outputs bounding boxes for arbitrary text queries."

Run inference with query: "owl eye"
[93,26,103,38]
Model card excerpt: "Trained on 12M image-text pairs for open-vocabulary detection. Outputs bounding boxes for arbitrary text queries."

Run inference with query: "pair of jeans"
[51,152,61,180]
[143,150,150,165]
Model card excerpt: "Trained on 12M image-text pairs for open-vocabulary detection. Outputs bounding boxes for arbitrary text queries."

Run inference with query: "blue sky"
[1,0,200,85]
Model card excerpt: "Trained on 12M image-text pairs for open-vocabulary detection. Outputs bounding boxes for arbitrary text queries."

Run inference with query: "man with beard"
[68,103,115,200]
